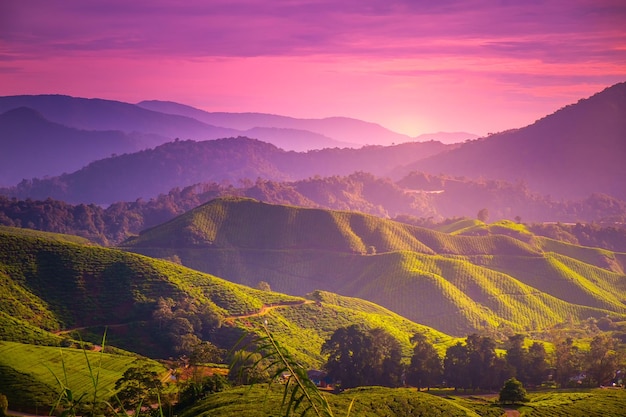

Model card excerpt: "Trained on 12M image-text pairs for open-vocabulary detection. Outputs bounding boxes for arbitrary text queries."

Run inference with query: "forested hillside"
[0,138,450,204]
[0,226,451,363]
[411,82,626,200]
[122,198,626,336]
[2,173,625,247]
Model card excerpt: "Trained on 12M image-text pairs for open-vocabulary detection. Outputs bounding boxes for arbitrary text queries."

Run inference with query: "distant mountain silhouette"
[408,82,626,200]
[0,138,450,204]
[137,99,412,146]
[0,94,240,146]
[0,95,401,151]
[0,107,144,185]
[239,127,354,151]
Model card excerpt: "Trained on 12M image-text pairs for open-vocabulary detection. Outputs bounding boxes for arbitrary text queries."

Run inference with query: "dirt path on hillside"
[224,300,315,322]
[502,410,520,417]
[51,300,314,339]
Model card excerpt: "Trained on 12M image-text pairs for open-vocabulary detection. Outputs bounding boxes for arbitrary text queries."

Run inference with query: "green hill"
[179,385,488,417]
[0,226,459,410]
[0,340,165,414]
[122,198,626,336]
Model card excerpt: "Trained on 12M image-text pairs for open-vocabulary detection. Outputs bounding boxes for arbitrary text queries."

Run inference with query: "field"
[176,384,626,417]
[123,198,626,336]
[0,341,166,412]
[178,385,497,417]
[519,388,626,416]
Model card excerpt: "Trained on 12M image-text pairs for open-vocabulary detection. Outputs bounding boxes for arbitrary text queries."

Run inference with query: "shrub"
[499,377,529,405]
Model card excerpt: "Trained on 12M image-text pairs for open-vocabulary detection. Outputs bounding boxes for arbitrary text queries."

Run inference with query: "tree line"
[2,173,626,247]
[319,325,625,391]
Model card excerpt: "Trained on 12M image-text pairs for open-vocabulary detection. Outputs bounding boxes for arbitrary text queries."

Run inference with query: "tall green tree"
[322,325,403,388]
[407,333,442,390]
[586,334,621,386]
[526,342,548,386]
[505,334,528,383]
[368,328,404,387]
[554,337,583,387]
[443,342,470,390]
[466,334,498,390]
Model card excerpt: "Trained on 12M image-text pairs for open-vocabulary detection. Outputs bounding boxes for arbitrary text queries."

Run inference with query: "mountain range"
[0,138,450,204]
[409,82,626,200]
[0,94,461,156]
[1,82,624,205]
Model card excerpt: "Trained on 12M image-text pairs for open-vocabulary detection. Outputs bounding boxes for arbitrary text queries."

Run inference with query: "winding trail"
[49,300,314,337]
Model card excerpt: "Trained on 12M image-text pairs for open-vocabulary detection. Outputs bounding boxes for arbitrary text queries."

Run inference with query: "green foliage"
[229,323,337,417]
[0,341,164,412]
[123,198,626,337]
[112,365,163,412]
[0,311,64,346]
[322,325,403,389]
[522,389,626,417]
[407,333,443,390]
[177,374,229,409]
[499,378,529,404]
[177,385,484,417]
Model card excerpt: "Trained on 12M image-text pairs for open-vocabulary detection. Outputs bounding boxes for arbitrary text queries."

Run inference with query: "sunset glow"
[1,0,625,136]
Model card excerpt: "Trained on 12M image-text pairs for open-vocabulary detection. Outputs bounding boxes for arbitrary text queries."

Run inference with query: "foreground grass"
[175,384,626,417]
[178,385,499,417]
[0,341,166,412]
[519,388,626,417]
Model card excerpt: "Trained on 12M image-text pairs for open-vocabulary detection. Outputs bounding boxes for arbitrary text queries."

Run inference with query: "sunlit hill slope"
[0,225,451,364]
[122,197,626,336]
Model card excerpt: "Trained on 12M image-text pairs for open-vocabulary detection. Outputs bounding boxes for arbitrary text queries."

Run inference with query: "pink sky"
[1,0,625,136]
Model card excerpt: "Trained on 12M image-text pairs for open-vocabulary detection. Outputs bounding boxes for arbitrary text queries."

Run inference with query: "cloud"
[3,0,625,60]
[1,0,624,135]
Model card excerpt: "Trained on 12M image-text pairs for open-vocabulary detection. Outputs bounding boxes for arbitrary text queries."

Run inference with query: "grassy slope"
[241,290,457,366]
[520,389,626,417]
[0,226,459,407]
[0,340,165,412]
[123,198,626,336]
[181,385,626,417]
[178,385,487,417]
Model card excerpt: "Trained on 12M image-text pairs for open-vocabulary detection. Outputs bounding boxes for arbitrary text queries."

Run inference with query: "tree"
[443,342,470,390]
[368,328,403,387]
[554,337,583,387]
[585,334,621,386]
[407,333,442,390]
[505,334,527,383]
[526,342,548,386]
[322,325,403,388]
[499,378,529,404]
[112,365,163,411]
[178,374,228,408]
[465,334,498,390]
[256,281,272,292]
[189,340,225,365]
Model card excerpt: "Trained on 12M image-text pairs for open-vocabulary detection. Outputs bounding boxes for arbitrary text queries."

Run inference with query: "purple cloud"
[1,0,624,135]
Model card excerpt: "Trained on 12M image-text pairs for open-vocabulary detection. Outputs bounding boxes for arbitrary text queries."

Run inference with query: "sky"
[1,0,625,137]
